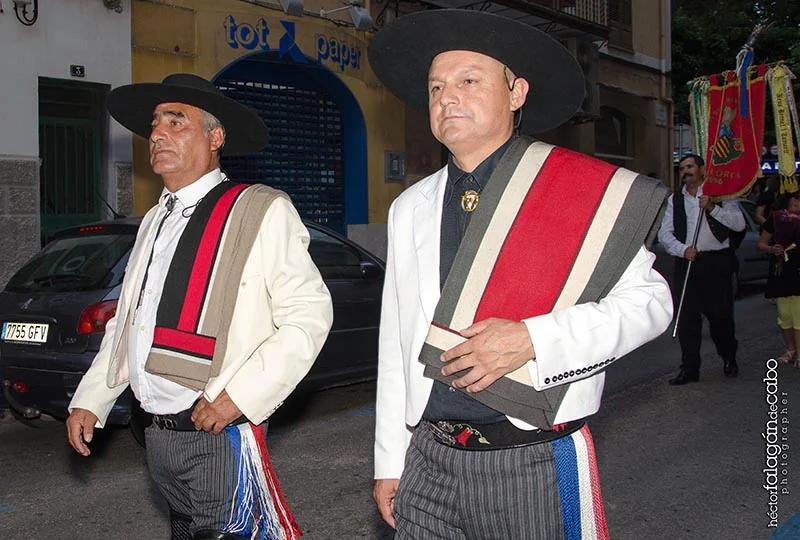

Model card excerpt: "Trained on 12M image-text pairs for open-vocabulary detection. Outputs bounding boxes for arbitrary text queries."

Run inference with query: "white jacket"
[375,165,673,479]
[69,197,333,427]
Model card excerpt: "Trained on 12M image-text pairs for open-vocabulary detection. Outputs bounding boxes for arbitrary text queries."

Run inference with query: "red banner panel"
[703,65,767,200]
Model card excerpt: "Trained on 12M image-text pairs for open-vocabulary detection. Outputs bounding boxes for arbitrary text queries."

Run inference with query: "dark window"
[38,78,109,242]
[307,227,363,280]
[6,232,135,293]
[607,0,633,51]
[595,106,631,163]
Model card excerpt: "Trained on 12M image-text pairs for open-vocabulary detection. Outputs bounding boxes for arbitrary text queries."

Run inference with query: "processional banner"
[702,65,767,200]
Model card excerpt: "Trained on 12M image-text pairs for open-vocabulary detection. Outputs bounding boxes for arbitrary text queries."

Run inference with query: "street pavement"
[1,284,799,539]
[598,288,800,540]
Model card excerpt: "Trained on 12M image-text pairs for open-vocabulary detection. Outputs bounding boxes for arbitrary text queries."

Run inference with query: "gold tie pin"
[461,190,480,212]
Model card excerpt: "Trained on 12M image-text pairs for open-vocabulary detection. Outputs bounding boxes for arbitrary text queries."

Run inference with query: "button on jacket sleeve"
[524,246,673,390]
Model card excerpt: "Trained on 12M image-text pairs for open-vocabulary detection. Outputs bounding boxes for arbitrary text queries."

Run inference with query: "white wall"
[0,0,132,198]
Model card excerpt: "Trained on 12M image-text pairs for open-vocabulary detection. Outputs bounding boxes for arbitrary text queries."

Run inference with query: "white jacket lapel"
[413,167,447,325]
[121,209,160,318]
[108,208,161,371]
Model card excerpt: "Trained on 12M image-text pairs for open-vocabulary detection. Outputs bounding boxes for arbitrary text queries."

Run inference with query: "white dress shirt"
[657,183,746,257]
[128,169,223,414]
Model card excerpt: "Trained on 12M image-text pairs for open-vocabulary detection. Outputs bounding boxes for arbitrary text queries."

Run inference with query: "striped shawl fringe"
[145,182,288,390]
[419,137,668,428]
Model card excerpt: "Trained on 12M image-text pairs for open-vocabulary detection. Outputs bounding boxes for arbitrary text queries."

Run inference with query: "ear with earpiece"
[510,78,530,112]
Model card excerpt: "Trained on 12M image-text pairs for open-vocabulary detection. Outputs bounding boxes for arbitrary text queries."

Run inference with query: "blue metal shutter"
[217,78,345,231]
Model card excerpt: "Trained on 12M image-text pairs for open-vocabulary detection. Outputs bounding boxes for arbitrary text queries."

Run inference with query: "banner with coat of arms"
[686,25,800,200]
[702,65,768,200]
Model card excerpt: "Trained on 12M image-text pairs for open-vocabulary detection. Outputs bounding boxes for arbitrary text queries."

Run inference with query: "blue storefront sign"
[760,160,800,174]
[223,15,362,73]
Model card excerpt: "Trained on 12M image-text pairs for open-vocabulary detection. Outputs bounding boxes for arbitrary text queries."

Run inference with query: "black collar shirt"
[424,135,517,423]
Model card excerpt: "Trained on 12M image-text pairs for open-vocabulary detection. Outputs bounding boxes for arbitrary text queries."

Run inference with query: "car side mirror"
[360,261,382,279]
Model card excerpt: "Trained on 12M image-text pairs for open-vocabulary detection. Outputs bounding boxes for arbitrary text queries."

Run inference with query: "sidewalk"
[594,294,800,540]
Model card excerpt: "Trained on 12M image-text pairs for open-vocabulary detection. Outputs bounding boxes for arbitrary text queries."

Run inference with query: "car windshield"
[5,231,135,293]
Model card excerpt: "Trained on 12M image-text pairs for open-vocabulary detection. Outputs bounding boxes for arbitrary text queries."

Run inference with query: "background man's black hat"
[106,73,269,156]
[368,9,585,134]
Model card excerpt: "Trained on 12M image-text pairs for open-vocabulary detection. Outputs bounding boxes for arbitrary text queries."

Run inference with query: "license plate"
[1,322,49,344]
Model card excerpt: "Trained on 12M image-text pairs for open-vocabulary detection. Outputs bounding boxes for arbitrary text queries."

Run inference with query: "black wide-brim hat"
[368,10,585,134]
[106,73,268,156]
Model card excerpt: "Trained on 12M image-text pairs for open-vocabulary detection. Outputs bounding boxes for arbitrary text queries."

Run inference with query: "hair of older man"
[679,153,705,168]
[201,110,226,155]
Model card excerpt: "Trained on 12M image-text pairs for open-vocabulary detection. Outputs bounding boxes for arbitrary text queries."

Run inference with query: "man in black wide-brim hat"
[371,10,673,539]
[65,73,333,540]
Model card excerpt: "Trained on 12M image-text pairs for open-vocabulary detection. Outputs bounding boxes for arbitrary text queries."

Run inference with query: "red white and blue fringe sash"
[224,423,302,540]
[552,425,610,540]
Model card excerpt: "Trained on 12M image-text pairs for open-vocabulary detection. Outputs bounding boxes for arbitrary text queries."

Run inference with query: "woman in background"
[758,189,800,365]
[756,174,780,226]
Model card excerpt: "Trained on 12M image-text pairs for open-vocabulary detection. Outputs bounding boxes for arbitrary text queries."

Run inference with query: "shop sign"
[224,16,306,63]
[223,15,362,73]
[315,34,362,72]
[761,160,800,173]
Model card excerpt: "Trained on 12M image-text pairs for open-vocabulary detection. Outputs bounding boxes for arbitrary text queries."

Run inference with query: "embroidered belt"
[148,406,248,431]
[421,418,584,451]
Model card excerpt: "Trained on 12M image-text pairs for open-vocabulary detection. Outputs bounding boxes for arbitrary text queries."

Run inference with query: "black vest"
[673,189,735,245]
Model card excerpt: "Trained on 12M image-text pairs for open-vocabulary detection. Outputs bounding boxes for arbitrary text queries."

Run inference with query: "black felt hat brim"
[368,10,585,134]
[106,75,268,156]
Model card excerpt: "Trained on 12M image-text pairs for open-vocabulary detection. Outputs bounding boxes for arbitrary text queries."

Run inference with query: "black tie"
[135,195,177,315]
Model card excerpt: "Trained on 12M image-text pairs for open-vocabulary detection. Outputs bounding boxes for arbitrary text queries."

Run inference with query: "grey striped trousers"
[393,423,609,540]
[145,422,301,539]
[145,424,241,534]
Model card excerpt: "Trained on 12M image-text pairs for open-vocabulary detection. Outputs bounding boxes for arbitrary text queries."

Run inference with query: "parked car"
[651,198,770,296]
[0,217,384,428]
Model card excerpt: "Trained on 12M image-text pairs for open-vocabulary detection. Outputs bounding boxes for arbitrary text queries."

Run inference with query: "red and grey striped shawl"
[419,136,668,428]
[145,182,289,390]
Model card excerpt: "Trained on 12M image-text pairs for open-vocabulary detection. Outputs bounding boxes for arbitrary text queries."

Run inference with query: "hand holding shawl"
[440,318,534,392]
[419,137,668,429]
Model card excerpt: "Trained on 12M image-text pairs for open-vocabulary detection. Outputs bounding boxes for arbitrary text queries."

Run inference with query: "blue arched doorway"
[213,51,367,234]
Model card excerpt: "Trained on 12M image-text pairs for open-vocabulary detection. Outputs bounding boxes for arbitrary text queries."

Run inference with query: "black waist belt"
[421,418,584,451]
[149,405,248,431]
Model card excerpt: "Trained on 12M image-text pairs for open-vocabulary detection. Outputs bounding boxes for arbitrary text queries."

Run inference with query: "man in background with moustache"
[658,153,745,385]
